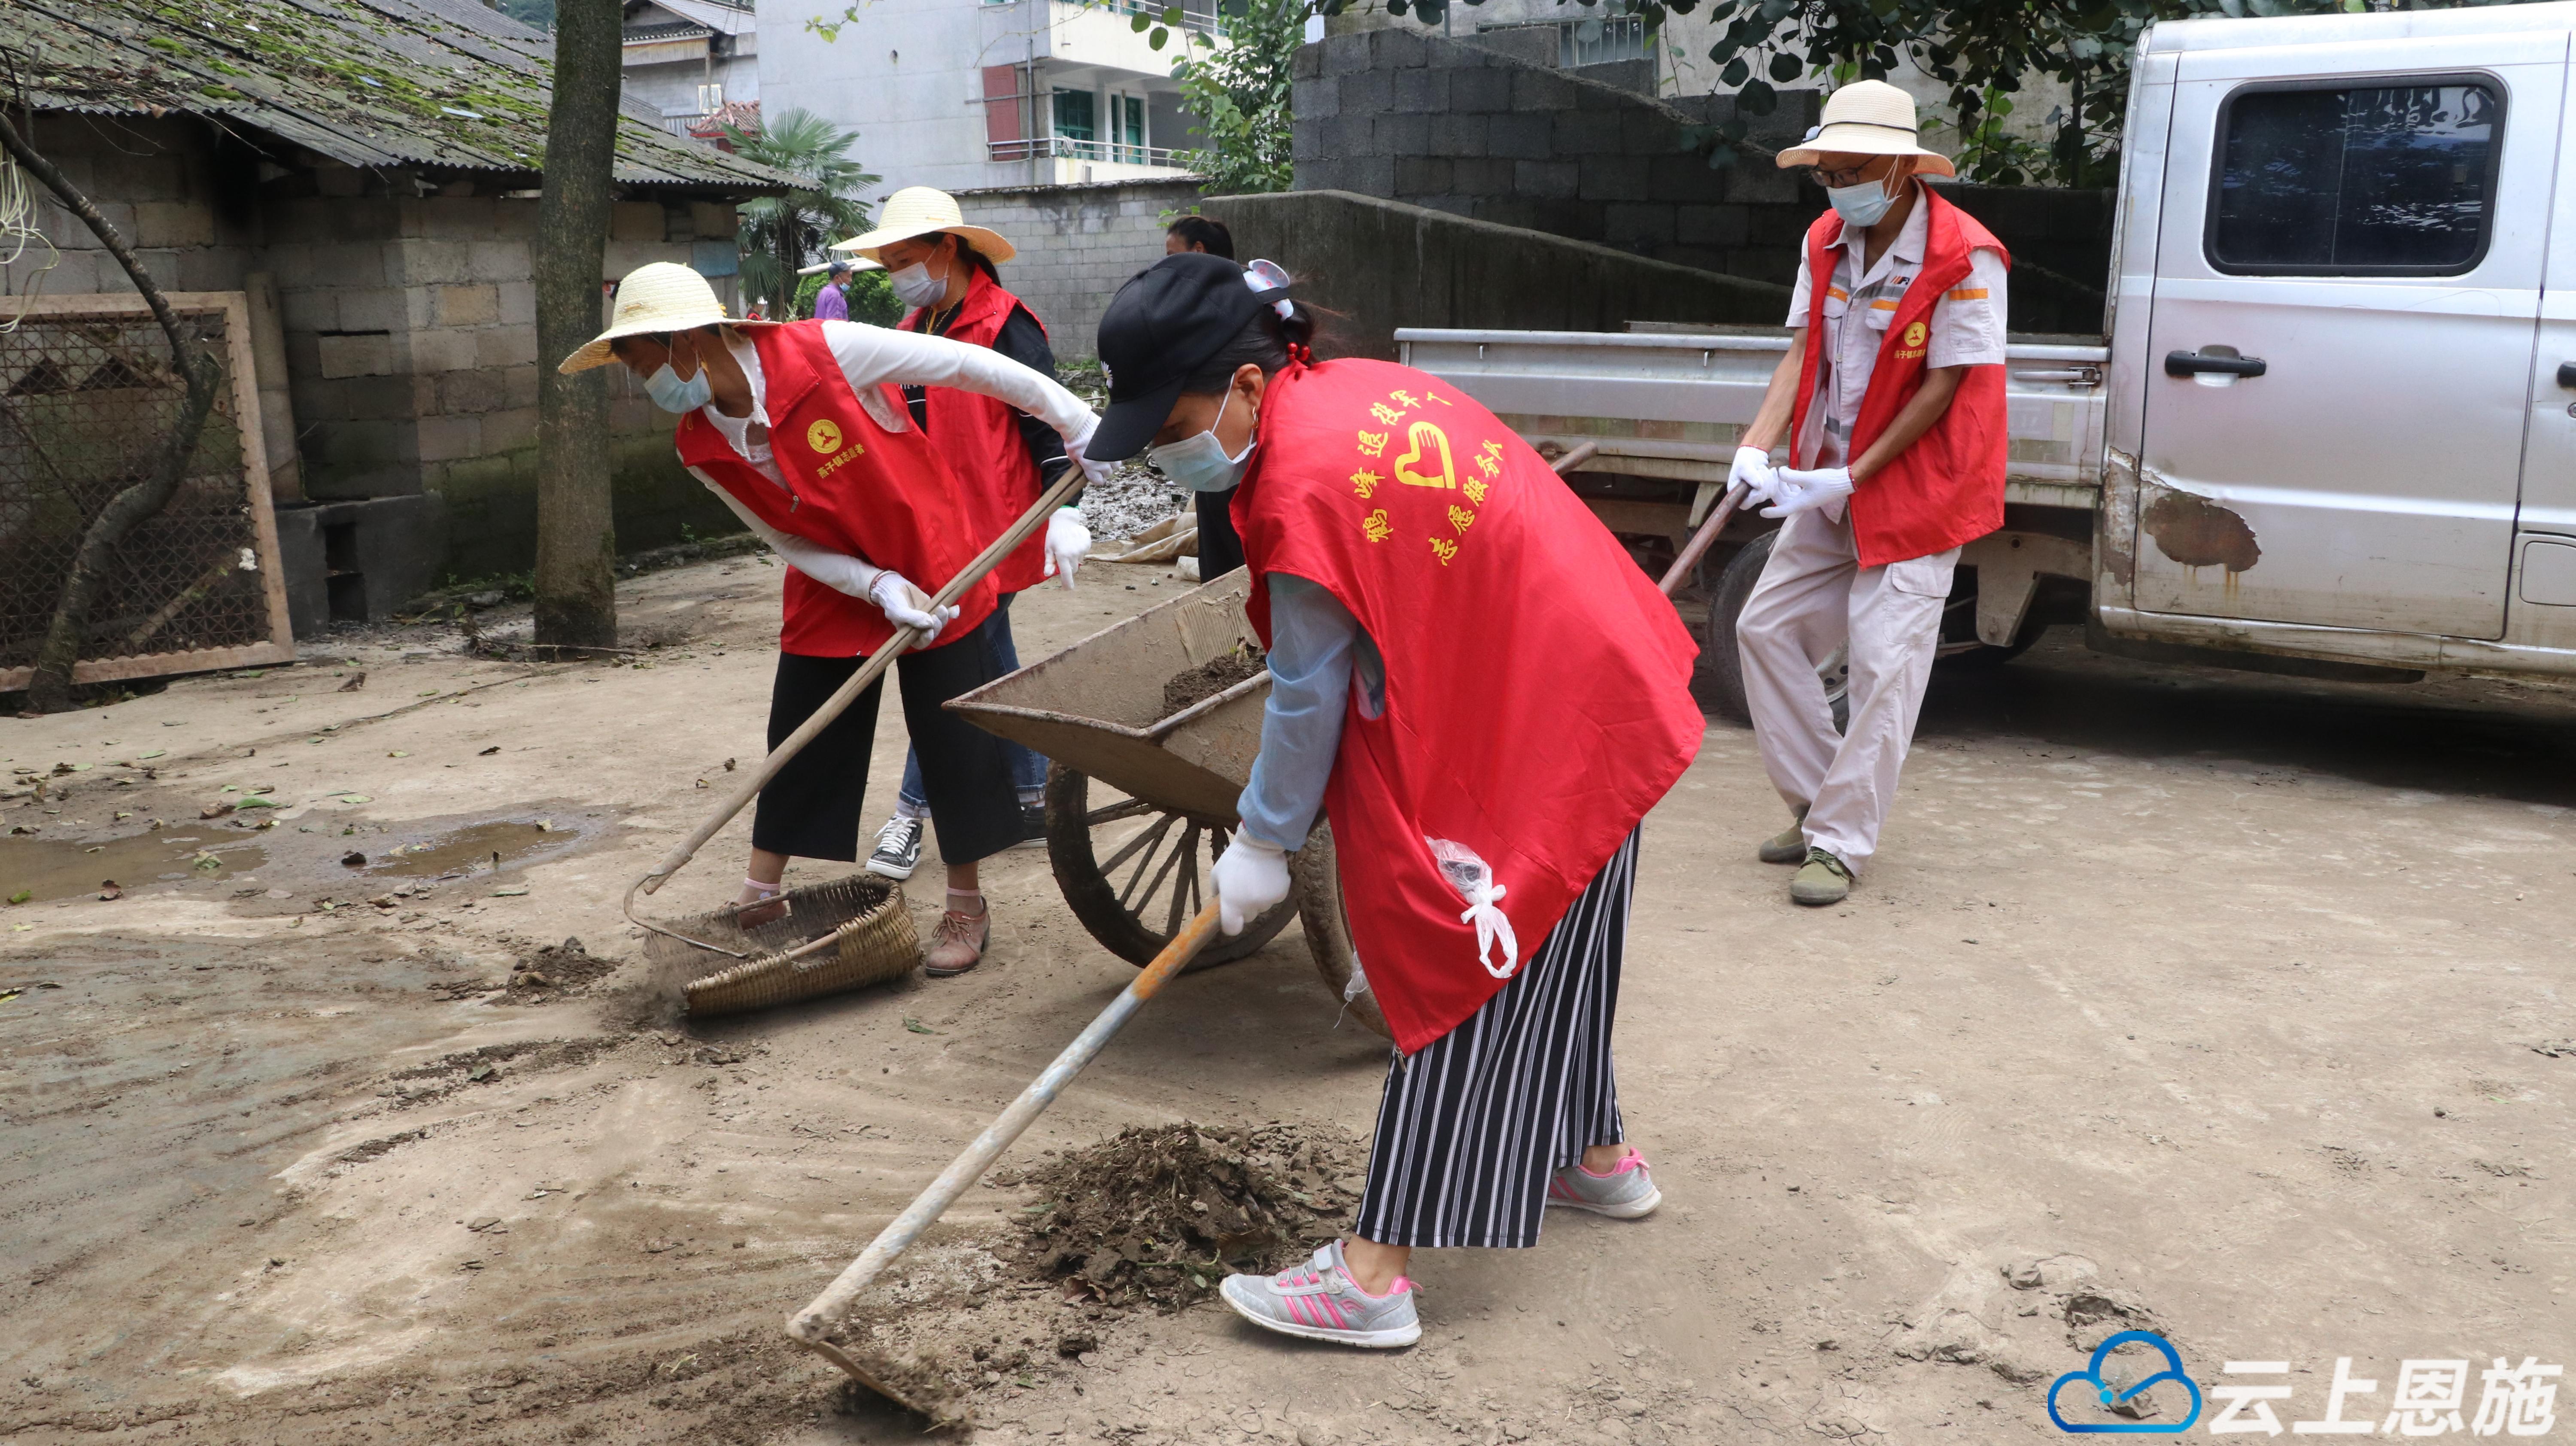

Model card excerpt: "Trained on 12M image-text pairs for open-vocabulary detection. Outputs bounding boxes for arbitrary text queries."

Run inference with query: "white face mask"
[1148,386,1257,493]
[1827,174,1900,228]
[888,259,948,310]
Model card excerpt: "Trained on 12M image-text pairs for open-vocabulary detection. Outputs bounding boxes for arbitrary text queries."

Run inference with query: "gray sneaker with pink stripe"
[1219,1239,1421,1349]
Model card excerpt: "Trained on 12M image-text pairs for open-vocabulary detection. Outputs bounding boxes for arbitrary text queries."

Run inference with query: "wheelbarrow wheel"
[1288,820,1395,1042]
[1045,764,1294,970]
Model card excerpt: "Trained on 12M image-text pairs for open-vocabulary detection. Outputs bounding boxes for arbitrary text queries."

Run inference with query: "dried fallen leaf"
[388,750,409,759]
[97,882,122,901]
[338,672,367,692]
[478,745,499,756]
[200,802,234,819]
[902,1017,939,1035]
[490,886,529,898]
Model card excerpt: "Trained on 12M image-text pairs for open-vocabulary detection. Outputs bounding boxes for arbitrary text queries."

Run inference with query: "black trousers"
[1196,486,1245,581]
[750,604,1021,868]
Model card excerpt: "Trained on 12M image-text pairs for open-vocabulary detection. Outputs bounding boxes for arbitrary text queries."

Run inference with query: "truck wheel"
[1701,528,1848,732]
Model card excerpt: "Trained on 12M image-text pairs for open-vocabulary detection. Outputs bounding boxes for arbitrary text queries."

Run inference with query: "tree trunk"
[0,109,224,714]
[532,0,623,650]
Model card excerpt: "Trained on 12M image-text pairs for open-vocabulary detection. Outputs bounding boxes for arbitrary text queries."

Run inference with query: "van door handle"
[2165,350,2268,379]
[2557,361,2576,389]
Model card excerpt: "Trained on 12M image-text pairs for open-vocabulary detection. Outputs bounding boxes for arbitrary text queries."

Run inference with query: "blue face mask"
[1827,176,1899,228]
[1148,386,1258,492]
[644,361,714,414]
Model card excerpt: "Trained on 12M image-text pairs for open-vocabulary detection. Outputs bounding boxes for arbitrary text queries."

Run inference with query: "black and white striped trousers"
[1352,828,1638,1250]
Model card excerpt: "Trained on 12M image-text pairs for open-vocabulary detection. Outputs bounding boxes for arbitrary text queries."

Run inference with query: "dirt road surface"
[5,553,2571,1445]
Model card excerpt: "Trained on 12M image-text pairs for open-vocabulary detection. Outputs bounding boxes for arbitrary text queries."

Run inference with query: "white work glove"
[1065,423,1117,488]
[1759,465,1856,519]
[1212,834,1291,936]
[867,570,959,646]
[1043,507,1090,589]
[1728,444,1779,507]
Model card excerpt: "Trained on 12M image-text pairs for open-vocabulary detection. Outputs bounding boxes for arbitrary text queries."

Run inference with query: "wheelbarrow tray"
[947,570,1268,823]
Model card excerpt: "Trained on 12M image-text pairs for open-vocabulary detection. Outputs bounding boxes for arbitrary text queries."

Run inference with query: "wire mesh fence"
[0,292,290,690]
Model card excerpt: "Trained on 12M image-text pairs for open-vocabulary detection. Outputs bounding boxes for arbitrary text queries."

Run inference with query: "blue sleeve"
[1236,573,1358,851]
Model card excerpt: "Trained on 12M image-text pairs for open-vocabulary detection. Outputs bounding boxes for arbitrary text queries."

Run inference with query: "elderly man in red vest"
[1729,80,2010,907]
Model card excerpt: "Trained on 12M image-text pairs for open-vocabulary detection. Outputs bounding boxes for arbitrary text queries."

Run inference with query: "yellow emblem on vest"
[1902,320,1929,349]
[807,419,844,455]
[1393,421,1457,490]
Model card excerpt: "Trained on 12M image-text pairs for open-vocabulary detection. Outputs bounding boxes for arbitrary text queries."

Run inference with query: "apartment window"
[1113,94,1146,162]
[1051,89,1097,143]
[2209,80,2501,276]
[696,82,723,111]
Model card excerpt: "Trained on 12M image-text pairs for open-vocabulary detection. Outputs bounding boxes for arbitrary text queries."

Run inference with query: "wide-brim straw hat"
[833,186,1018,264]
[1775,79,1956,178]
[558,261,730,374]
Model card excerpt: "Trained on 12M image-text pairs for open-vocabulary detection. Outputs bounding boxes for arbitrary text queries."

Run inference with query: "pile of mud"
[1158,644,1266,720]
[505,936,618,1000]
[1002,1122,1366,1309]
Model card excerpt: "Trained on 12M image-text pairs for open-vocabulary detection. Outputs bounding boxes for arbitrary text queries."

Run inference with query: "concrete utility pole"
[533,0,623,650]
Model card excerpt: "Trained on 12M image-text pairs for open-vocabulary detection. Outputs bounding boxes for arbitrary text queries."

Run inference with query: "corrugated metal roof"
[2,0,793,193]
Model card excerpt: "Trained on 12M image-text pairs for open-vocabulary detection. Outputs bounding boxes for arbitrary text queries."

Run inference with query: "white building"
[757,0,1214,194]
[623,0,762,142]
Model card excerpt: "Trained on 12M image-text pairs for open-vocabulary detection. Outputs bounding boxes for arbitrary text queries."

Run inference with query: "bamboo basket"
[647,874,918,1017]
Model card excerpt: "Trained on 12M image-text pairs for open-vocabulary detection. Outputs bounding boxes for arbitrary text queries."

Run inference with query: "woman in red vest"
[834,188,1091,882]
[1083,255,1706,1348]
[557,262,1105,975]
[1727,80,2011,910]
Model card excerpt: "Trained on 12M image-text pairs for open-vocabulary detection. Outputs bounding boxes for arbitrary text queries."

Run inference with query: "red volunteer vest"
[675,321,999,657]
[1233,359,1703,1054]
[1789,186,2011,568]
[906,271,1054,595]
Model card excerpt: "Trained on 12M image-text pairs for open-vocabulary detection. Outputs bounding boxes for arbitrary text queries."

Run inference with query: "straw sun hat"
[833,185,1018,264]
[557,261,732,374]
[1774,79,1956,178]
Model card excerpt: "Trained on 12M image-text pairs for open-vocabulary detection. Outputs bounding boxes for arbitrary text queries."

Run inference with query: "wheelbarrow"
[946,569,1390,1039]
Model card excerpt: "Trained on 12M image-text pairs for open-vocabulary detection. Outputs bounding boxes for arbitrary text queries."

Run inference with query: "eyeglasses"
[1804,163,1880,188]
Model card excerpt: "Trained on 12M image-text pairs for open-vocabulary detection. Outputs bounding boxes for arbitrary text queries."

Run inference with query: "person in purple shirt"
[812,260,852,321]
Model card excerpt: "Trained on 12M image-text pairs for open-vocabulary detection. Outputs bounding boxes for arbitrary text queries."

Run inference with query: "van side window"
[2209,81,2501,275]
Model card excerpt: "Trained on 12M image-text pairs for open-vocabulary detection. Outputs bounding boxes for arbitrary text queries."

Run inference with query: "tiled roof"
[4,0,792,193]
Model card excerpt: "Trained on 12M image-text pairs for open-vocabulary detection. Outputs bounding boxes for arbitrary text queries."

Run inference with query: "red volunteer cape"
[674,320,998,657]
[904,270,1054,595]
[1233,358,1703,1054]
[1789,185,2011,568]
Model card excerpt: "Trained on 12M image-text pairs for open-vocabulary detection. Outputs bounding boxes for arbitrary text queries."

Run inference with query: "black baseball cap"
[1089,252,1277,462]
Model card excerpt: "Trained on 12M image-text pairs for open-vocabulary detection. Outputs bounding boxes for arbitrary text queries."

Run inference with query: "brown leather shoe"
[922,903,990,977]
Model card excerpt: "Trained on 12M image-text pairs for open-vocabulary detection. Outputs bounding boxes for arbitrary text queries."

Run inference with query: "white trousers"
[1735,508,1958,872]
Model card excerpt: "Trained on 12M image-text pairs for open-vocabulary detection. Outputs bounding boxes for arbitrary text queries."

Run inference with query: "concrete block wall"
[1290,30,1823,286]
[951,178,1206,359]
[0,116,262,301]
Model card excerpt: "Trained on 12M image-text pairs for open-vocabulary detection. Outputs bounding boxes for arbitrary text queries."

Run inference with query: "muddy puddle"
[0,830,267,903]
[355,817,580,879]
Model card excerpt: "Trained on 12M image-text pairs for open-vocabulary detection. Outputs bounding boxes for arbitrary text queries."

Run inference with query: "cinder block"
[278,283,337,333]
[1676,204,1749,247]
[468,240,531,281]
[1293,76,1338,122]
[1578,155,1653,202]
[422,197,500,239]
[1514,160,1582,201]
[1352,155,1396,197]
[481,405,539,454]
[1553,111,1624,156]
[336,373,436,421]
[1322,34,1373,77]
[1451,157,1514,195]
[1393,155,1453,196]
[1430,112,1488,158]
[318,332,395,379]
[494,199,541,240]
[497,279,536,326]
[1340,68,1394,117]
[1370,27,1430,70]
[611,202,664,242]
[313,162,366,198]
[1511,68,1577,113]
[1393,67,1448,115]
[437,367,512,414]
[338,286,407,332]
[476,326,538,369]
[307,245,387,289]
[434,283,500,327]
[415,413,480,463]
[1604,201,1677,247]
[392,242,474,286]
[407,328,479,373]
[128,200,214,249]
[691,202,737,238]
[1448,67,1513,113]
[1375,113,1431,156]
[1487,112,1551,161]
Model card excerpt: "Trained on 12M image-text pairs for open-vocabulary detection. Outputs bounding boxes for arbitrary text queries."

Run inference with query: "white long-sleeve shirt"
[680,321,1098,598]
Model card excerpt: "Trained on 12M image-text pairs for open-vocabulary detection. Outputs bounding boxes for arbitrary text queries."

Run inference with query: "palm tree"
[726,107,880,317]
